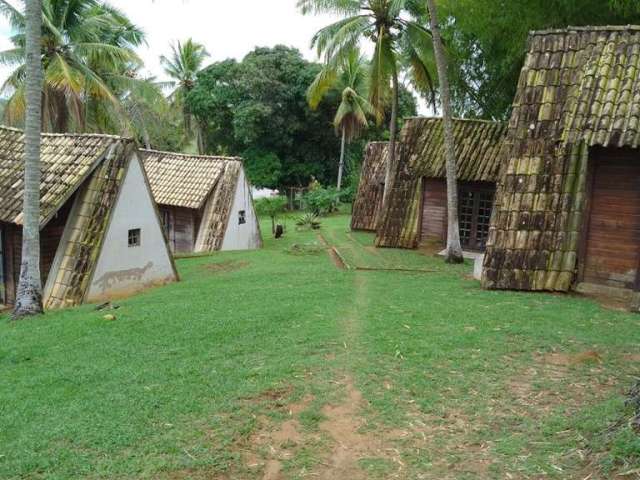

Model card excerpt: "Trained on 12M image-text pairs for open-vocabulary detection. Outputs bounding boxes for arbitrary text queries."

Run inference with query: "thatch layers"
[0,126,124,226]
[351,142,388,231]
[375,118,507,248]
[141,150,242,210]
[483,26,640,291]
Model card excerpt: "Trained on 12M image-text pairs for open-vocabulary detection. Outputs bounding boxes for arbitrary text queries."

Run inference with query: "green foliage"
[160,38,209,148]
[254,195,288,219]
[295,212,322,230]
[0,0,145,133]
[186,46,345,190]
[303,186,342,215]
[254,195,288,234]
[299,0,437,118]
[439,0,640,119]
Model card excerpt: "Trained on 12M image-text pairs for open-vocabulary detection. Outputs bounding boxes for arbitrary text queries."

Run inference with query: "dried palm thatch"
[351,142,389,231]
[483,26,640,292]
[375,117,507,249]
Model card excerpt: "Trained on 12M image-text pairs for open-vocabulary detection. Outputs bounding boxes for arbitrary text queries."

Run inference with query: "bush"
[255,196,288,235]
[303,186,351,215]
[295,213,321,230]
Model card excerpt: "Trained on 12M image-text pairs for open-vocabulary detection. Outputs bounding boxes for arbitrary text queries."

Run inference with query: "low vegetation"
[2,214,640,479]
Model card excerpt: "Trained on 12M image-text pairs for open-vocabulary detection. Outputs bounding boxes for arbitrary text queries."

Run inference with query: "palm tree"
[299,0,436,212]
[160,38,209,153]
[426,0,463,263]
[12,0,44,318]
[307,49,374,190]
[0,0,144,133]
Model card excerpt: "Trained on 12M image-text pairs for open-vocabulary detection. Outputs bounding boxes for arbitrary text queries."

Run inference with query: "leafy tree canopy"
[440,0,640,119]
[187,45,416,190]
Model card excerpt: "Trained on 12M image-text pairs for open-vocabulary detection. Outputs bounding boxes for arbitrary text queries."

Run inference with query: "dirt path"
[241,272,407,479]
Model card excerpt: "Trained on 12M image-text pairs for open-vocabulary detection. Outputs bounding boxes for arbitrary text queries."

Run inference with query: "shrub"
[303,187,342,215]
[295,213,322,230]
[255,196,287,235]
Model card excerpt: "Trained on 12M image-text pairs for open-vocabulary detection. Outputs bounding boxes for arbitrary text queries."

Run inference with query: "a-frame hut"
[483,26,640,299]
[141,150,262,254]
[0,127,178,309]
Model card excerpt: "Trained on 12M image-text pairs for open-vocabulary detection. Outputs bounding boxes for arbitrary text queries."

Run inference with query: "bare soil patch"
[315,376,404,479]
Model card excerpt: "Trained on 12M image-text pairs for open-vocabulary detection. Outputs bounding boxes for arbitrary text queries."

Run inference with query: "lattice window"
[459,190,476,248]
[238,210,246,225]
[128,228,141,248]
[475,192,494,249]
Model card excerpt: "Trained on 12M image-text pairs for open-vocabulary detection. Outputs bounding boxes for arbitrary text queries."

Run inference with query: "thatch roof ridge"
[0,124,134,142]
[141,149,242,163]
[141,149,245,210]
[531,25,640,36]
[403,116,500,125]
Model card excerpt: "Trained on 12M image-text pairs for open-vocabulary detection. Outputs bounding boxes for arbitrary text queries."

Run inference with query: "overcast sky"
[0,0,341,84]
[0,0,427,112]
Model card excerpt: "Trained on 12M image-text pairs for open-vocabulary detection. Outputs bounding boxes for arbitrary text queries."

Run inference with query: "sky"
[0,0,428,112]
[0,0,341,85]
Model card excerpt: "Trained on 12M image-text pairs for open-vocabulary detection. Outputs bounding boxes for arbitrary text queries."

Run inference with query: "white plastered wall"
[221,168,262,251]
[86,154,177,302]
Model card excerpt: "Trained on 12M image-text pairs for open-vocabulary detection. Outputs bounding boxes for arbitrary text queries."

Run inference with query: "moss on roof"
[483,26,640,291]
[375,117,507,249]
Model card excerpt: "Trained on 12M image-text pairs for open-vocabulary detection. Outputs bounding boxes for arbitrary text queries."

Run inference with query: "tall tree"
[0,0,144,133]
[13,0,44,318]
[438,0,640,119]
[161,38,209,153]
[298,0,437,215]
[426,0,463,263]
[307,49,374,190]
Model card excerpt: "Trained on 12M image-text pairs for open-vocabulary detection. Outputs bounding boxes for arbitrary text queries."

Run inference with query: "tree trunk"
[13,0,44,318]
[337,127,346,191]
[377,66,399,227]
[426,0,464,264]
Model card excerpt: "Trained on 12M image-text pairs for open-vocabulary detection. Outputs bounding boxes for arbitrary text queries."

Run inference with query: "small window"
[238,210,246,225]
[128,228,141,247]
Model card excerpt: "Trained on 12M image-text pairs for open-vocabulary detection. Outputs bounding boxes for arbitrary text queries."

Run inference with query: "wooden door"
[458,184,495,251]
[582,149,640,289]
[420,178,447,244]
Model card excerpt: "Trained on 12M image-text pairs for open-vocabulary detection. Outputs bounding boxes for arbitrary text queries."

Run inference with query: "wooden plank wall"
[420,178,447,244]
[582,149,640,289]
[161,205,197,254]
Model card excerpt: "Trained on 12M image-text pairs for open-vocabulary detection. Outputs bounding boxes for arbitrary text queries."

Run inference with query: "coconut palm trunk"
[337,127,346,190]
[426,0,464,264]
[13,0,44,318]
[379,67,399,224]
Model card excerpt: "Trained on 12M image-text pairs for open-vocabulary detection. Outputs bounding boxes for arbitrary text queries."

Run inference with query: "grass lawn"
[2,214,640,479]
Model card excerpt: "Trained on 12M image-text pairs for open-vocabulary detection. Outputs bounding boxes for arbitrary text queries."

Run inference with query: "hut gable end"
[374,117,507,249]
[482,26,640,292]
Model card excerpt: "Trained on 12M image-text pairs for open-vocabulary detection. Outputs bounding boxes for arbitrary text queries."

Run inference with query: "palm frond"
[297,0,361,16]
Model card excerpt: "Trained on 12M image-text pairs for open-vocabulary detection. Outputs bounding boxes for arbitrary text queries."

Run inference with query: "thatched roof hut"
[0,127,178,309]
[483,26,640,294]
[142,150,262,253]
[375,117,507,249]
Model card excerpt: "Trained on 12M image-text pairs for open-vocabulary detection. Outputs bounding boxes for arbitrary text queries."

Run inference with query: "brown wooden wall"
[420,178,447,244]
[580,148,640,290]
[1,199,72,305]
[420,179,496,251]
[160,205,198,254]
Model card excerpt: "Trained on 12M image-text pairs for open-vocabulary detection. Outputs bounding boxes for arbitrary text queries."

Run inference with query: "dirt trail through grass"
[242,270,407,479]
